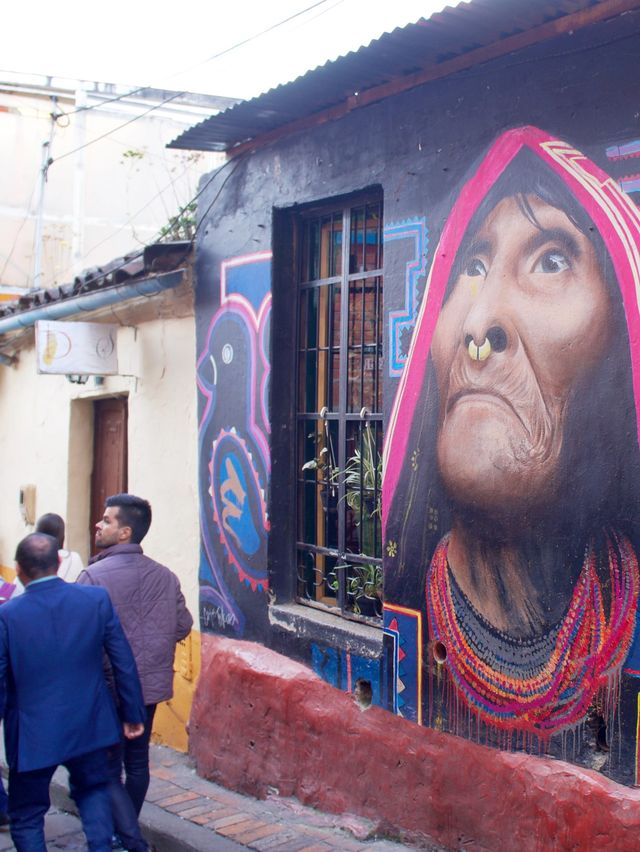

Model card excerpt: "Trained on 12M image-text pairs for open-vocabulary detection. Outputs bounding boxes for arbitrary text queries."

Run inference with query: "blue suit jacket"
[0,577,145,772]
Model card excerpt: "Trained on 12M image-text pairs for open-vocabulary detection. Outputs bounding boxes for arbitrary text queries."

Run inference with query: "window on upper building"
[294,194,383,622]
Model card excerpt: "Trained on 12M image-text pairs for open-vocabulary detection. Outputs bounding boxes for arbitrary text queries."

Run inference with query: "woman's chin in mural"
[436,395,563,521]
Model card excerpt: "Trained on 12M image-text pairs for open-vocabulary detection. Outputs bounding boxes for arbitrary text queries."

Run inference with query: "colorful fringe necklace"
[426,529,639,735]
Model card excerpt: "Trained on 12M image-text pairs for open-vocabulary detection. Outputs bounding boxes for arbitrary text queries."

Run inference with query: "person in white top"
[14,513,84,596]
[36,513,84,582]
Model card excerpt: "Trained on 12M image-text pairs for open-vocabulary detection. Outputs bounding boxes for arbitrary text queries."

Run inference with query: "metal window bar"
[295,197,383,622]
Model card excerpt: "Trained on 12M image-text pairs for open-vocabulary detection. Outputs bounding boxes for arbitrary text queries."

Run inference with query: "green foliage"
[307,423,383,614]
[158,201,197,242]
[328,562,383,615]
[341,425,382,520]
[121,148,145,161]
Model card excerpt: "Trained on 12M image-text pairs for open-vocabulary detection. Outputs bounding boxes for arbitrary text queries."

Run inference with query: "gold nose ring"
[467,337,491,361]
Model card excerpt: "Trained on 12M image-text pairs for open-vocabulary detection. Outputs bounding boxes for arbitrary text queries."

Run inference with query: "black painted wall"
[195,10,640,783]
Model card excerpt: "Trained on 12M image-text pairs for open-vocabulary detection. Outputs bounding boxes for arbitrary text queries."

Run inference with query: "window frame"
[293,192,384,624]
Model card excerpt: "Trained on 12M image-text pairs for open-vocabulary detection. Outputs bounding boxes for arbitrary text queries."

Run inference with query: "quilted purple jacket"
[77,543,193,705]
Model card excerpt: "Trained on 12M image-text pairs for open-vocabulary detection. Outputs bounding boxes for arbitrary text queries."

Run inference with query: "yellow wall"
[0,288,200,750]
[152,630,202,752]
[0,565,16,583]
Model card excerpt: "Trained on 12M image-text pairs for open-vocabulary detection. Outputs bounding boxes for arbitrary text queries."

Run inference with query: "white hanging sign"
[35,320,118,375]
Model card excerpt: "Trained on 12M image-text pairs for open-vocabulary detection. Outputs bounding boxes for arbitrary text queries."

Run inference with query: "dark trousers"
[8,747,112,852]
[123,704,156,816]
[106,745,148,852]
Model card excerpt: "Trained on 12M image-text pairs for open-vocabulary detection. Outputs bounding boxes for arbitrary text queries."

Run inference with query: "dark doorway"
[90,397,128,553]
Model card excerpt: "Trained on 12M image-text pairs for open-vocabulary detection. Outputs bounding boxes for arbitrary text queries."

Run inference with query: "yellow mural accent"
[152,630,201,753]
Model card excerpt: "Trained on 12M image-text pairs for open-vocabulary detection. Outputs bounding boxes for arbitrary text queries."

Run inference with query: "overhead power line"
[46,0,336,124]
[49,91,186,166]
[5,0,341,289]
[182,0,334,72]
[40,0,338,170]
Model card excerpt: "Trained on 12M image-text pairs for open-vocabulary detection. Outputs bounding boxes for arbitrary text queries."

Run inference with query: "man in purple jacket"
[77,494,193,818]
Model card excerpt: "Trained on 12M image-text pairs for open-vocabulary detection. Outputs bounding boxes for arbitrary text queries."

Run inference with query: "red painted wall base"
[189,635,640,850]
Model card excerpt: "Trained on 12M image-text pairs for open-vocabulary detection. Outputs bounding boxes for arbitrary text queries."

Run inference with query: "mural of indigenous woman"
[384,126,640,777]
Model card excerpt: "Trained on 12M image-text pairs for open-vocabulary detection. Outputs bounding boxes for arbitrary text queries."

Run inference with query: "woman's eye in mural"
[532,249,571,274]
[465,257,487,277]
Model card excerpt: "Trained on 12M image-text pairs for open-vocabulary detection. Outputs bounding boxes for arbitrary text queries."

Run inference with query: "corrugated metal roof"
[168,0,619,153]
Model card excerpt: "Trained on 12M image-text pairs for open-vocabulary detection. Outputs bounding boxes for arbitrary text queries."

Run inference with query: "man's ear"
[15,563,27,586]
[119,525,133,543]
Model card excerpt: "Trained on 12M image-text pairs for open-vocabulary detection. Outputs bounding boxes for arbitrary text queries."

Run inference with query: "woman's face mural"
[431,194,612,517]
[384,127,640,777]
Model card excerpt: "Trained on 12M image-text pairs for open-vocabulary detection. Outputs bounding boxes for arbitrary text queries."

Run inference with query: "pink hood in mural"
[384,125,640,512]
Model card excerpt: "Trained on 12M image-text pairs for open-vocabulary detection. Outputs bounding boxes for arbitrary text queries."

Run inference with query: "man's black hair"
[15,533,59,579]
[106,494,152,544]
[35,513,65,549]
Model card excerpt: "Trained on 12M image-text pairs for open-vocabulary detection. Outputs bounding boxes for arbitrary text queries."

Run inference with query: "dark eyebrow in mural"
[525,227,582,259]
[463,238,492,260]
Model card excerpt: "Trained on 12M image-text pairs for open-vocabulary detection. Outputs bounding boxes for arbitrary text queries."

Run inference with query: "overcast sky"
[3,0,460,99]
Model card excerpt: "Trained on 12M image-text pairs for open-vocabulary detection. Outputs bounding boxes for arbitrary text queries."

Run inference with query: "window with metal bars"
[295,195,383,622]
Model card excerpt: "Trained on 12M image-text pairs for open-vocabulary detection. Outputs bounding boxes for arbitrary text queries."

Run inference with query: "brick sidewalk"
[144,743,433,851]
[1,741,439,850]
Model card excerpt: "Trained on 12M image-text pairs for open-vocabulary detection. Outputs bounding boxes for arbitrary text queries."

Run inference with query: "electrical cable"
[190,157,243,243]
[46,153,243,291]
[50,90,186,164]
[3,0,343,290]
[46,1,338,168]
[0,181,39,285]
[41,0,334,124]
[64,158,196,270]
[55,84,154,118]
[172,0,334,79]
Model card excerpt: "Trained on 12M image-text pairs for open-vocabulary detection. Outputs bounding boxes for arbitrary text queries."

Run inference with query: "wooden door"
[90,397,128,552]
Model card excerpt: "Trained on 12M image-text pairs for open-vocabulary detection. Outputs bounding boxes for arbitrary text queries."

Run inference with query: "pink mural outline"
[197,250,273,471]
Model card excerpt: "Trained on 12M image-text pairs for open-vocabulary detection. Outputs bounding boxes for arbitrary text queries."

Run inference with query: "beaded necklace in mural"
[426,529,639,736]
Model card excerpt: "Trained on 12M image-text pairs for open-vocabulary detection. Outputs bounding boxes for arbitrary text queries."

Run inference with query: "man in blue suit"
[0,533,146,851]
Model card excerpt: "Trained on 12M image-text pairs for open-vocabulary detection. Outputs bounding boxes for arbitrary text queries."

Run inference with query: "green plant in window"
[301,423,382,540]
[309,423,383,614]
[341,426,383,611]
[342,425,381,530]
[327,562,383,616]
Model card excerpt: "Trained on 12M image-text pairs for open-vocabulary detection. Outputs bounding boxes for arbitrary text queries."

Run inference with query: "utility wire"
[44,1,336,170]
[174,0,333,78]
[190,157,243,243]
[50,153,243,290]
[69,158,196,265]
[0,181,39,284]
[10,0,339,288]
[43,0,334,123]
[50,90,186,165]
[57,84,154,118]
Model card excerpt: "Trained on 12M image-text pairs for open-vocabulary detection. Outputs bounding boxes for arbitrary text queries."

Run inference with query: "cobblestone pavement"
[0,808,86,850]
[140,744,434,850]
[1,743,441,850]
